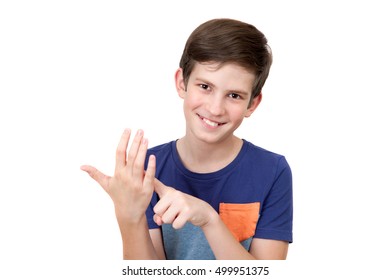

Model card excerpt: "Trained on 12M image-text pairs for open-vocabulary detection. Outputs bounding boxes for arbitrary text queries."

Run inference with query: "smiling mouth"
[198,114,225,127]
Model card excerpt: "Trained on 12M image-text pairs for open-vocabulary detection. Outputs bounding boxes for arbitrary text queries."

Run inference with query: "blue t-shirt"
[145,140,293,260]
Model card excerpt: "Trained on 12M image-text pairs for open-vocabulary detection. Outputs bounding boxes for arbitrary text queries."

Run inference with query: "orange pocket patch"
[219,202,260,242]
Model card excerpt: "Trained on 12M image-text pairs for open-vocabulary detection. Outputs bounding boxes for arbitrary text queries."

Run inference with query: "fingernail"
[137,129,144,136]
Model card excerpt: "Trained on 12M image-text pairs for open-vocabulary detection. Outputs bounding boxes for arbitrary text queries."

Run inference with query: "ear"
[245,93,262,118]
[175,68,186,99]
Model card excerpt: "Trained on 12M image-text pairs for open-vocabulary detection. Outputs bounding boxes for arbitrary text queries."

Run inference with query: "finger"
[133,137,149,179]
[159,205,180,225]
[153,214,163,226]
[126,129,144,169]
[172,214,188,229]
[153,195,170,218]
[115,129,131,171]
[80,165,110,190]
[143,155,156,190]
[154,178,171,198]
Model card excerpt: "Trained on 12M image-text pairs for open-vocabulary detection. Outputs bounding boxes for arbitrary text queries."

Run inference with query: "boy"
[81,18,293,260]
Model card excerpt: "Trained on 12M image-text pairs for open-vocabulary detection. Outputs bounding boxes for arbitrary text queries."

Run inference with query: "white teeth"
[203,118,219,127]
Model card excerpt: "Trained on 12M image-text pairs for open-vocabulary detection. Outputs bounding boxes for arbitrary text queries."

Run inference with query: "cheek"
[184,93,203,109]
[182,96,199,119]
[229,106,248,120]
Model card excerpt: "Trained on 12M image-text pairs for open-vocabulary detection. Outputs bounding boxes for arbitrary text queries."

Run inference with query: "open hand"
[81,129,156,222]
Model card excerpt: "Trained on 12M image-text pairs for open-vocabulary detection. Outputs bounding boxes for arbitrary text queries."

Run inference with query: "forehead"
[190,62,255,92]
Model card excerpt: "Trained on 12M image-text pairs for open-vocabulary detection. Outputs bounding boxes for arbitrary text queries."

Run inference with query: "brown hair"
[179,18,272,104]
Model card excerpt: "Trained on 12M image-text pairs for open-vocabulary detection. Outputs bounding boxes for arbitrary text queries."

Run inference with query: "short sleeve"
[254,156,293,242]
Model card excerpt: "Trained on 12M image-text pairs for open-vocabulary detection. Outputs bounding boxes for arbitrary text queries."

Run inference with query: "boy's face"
[175,62,261,145]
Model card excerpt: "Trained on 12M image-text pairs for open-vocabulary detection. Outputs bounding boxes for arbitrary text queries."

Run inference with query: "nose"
[207,94,225,116]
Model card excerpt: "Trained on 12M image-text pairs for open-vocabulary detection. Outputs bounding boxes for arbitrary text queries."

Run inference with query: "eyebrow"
[194,78,250,97]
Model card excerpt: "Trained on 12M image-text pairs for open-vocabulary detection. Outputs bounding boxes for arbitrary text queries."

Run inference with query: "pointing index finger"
[154,178,171,198]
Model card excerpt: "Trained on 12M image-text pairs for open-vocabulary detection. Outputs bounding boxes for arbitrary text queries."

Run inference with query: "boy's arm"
[249,238,288,259]
[201,213,288,259]
[153,179,287,260]
[81,129,161,259]
[149,228,166,260]
[116,215,161,259]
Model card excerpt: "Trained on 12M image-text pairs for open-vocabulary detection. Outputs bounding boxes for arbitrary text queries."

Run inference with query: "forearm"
[116,213,159,260]
[201,212,255,260]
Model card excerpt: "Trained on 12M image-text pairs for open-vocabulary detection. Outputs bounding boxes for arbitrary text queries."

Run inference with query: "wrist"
[200,208,220,230]
[115,206,146,225]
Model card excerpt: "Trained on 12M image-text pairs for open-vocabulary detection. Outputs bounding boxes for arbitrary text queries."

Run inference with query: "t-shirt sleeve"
[254,156,293,242]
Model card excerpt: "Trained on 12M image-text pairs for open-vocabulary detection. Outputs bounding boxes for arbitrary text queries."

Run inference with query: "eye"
[229,93,241,99]
[199,84,209,90]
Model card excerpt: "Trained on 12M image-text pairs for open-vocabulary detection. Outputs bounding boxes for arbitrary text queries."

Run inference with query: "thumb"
[153,178,171,198]
[80,165,110,189]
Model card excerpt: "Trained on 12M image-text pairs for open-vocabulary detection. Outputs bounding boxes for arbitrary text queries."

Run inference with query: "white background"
[1,0,389,279]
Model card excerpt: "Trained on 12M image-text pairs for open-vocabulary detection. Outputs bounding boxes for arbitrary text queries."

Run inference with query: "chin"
[193,129,234,145]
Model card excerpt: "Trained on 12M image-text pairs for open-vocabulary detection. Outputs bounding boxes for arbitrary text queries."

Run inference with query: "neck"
[176,135,243,173]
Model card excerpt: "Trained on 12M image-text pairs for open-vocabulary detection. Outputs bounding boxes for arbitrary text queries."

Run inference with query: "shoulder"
[147,141,175,157]
[243,140,290,171]
[146,141,177,171]
[148,141,174,152]
[240,140,292,190]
